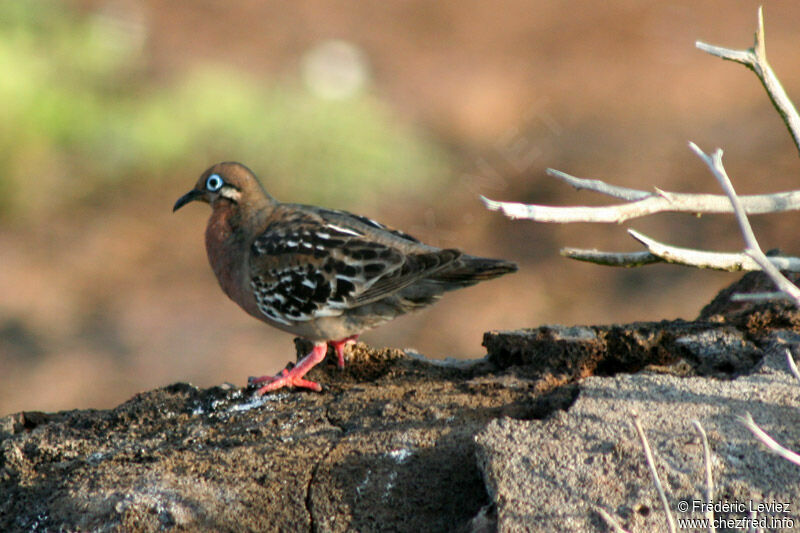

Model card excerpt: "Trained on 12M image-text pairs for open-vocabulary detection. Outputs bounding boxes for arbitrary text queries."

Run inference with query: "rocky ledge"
[2,272,800,532]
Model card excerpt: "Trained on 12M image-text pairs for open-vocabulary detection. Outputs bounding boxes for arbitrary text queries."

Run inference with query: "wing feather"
[247,205,459,324]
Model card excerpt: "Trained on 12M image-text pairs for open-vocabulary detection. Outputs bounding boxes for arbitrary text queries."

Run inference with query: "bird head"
[173,162,273,212]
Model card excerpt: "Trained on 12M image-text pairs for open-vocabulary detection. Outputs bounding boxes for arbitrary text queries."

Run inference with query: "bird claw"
[252,369,322,394]
[250,344,327,394]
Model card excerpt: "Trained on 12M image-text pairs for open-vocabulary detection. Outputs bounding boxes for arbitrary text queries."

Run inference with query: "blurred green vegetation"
[0,1,449,220]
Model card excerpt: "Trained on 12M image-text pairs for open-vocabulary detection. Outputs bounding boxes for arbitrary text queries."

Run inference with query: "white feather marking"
[316,232,330,239]
[219,187,242,202]
[301,279,316,289]
[285,240,298,247]
[262,309,291,325]
[326,224,362,237]
[314,307,344,317]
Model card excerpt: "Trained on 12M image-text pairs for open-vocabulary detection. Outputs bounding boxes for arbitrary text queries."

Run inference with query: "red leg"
[331,335,359,369]
[251,342,328,393]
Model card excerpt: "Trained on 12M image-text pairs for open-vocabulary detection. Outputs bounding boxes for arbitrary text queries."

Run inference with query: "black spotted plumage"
[175,161,517,393]
[248,203,473,329]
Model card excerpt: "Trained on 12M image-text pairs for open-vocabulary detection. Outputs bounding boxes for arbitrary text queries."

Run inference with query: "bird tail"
[431,255,518,286]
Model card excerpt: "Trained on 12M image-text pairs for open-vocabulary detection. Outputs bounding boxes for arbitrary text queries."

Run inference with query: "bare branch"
[546,169,650,201]
[546,169,800,213]
[481,183,800,224]
[696,7,800,156]
[562,230,800,271]
[692,421,716,533]
[560,248,661,267]
[689,142,800,306]
[629,229,756,271]
[485,9,800,228]
[689,144,758,245]
[739,413,800,467]
[631,411,677,533]
[479,194,646,223]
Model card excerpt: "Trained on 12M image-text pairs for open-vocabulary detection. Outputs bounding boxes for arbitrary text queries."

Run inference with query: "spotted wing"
[248,207,459,325]
[338,211,422,244]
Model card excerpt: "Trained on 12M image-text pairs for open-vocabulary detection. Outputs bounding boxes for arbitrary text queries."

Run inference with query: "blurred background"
[2,0,799,415]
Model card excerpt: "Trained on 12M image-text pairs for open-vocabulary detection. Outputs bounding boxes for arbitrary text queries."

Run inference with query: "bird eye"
[206,174,223,192]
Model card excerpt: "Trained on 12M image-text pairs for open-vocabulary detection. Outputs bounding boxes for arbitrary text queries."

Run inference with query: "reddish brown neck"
[204,200,266,318]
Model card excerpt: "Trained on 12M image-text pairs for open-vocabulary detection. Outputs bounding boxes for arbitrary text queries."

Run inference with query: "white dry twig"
[696,6,800,156]
[480,173,800,224]
[564,229,800,272]
[482,8,800,274]
[560,248,661,268]
[628,229,800,272]
[688,142,800,307]
[785,348,800,384]
[692,421,716,533]
[730,291,790,302]
[691,114,800,472]
[631,411,677,533]
[739,413,800,467]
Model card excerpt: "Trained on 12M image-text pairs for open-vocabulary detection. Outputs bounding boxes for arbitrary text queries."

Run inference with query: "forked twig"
[483,8,800,274]
[696,6,800,156]
[688,142,800,307]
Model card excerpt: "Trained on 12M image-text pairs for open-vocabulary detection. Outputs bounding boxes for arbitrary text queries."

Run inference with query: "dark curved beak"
[173,189,204,212]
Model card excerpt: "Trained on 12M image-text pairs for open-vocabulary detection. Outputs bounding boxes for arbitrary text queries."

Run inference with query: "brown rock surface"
[0,344,573,532]
[1,274,798,532]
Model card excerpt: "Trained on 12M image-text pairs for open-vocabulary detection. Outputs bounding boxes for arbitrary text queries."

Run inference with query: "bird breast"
[205,207,262,319]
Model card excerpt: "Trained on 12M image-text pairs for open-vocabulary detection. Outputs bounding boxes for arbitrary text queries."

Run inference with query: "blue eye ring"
[206,174,224,192]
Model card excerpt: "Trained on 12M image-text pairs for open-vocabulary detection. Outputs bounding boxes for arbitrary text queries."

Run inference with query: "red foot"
[331,335,359,369]
[251,343,328,394]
